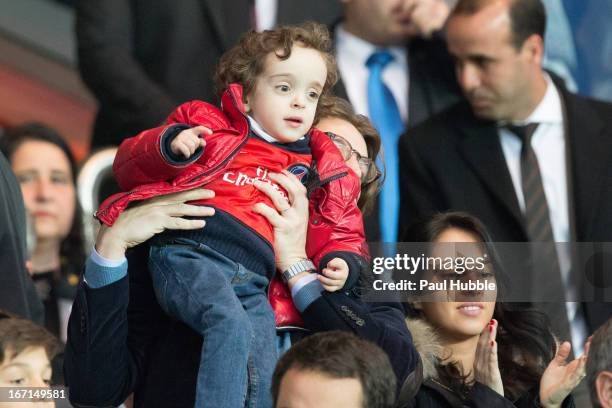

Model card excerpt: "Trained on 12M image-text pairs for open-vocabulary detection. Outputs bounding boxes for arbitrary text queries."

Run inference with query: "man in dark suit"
[64,192,415,407]
[330,0,463,242]
[399,0,612,363]
[76,0,343,150]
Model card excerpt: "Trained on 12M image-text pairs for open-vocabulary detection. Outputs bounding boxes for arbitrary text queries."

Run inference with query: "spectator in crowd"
[587,318,612,408]
[0,311,61,408]
[271,331,397,408]
[398,0,612,383]
[277,203,586,406]
[332,0,463,241]
[94,22,369,408]
[0,124,85,343]
[76,0,343,150]
[64,100,382,408]
[0,150,43,324]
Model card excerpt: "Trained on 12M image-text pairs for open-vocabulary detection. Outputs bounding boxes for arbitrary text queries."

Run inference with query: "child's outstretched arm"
[113,101,219,190]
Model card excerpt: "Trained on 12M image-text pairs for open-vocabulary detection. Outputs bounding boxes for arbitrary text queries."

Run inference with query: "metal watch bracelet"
[281,259,316,282]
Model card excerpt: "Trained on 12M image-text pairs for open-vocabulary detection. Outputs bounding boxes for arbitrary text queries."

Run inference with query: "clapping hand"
[474,319,504,396]
[539,339,590,408]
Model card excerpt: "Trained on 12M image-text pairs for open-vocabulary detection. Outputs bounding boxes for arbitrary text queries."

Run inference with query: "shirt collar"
[247,115,306,143]
[247,115,278,143]
[517,74,563,125]
[335,24,407,68]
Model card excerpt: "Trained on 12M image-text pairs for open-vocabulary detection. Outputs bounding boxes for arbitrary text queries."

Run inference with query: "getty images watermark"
[361,242,612,303]
[371,251,496,293]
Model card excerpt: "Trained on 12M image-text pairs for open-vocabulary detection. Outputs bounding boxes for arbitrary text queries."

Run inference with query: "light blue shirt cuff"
[290,273,318,298]
[293,279,325,312]
[91,246,126,267]
[84,248,128,288]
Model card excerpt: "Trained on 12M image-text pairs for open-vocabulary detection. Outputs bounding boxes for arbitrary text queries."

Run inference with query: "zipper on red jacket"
[308,170,349,194]
[94,187,149,220]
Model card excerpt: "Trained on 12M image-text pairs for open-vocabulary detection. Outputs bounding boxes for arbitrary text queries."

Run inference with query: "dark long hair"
[402,212,556,400]
[0,123,86,276]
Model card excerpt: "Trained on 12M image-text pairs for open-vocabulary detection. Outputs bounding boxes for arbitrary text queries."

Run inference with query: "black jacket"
[0,152,43,323]
[76,0,343,149]
[398,81,612,333]
[64,242,417,407]
[406,381,574,408]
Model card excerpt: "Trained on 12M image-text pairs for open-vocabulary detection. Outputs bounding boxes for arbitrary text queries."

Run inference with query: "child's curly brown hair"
[214,22,337,105]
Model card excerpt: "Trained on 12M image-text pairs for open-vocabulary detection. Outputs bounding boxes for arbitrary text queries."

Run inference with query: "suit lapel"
[563,89,610,240]
[407,44,429,128]
[406,36,462,128]
[456,115,524,231]
[202,0,251,50]
[329,20,351,101]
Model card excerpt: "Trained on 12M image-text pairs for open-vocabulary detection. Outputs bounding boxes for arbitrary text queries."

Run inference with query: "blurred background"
[1,0,610,160]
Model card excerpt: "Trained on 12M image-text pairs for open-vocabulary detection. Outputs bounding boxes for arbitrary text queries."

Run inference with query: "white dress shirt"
[334,25,409,124]
[499,74,587,354]
[254,0,277,31]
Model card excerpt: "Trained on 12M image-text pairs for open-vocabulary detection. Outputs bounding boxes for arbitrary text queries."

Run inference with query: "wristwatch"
[281,259,316,282]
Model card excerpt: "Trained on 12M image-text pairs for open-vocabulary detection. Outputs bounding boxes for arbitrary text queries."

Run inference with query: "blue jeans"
[149,239,277,408]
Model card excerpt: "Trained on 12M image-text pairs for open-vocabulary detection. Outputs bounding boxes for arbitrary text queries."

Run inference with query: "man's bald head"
[450,0,546,50]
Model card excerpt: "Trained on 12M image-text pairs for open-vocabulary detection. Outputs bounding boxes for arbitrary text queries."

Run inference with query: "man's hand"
[408,0,450,38]
[95,189,215,260]
[252,171,310,272]
[318,258,349,292]
[170,126,211,158]
[539,340,589,408]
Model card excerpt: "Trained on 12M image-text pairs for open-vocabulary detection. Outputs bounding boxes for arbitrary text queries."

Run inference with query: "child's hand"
[170,126,211,158]
[318,258,349,292]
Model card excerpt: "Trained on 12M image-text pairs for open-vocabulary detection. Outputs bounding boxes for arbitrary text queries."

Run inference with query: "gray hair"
[586,318,612,406]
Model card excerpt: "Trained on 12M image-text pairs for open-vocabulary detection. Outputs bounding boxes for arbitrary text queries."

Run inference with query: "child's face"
[244,45,328,143]
[0,346,53,408]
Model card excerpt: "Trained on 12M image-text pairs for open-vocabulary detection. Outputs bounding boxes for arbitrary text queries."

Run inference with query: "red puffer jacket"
[97,84,368,329]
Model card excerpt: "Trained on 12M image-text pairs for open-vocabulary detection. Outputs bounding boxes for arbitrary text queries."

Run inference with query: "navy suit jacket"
[64,243,418,407]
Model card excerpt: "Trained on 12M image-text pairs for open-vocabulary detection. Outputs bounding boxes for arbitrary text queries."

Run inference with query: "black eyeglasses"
[325,132,380,184]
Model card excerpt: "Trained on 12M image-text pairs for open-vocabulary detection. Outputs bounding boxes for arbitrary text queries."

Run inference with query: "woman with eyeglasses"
[317,98,382,212]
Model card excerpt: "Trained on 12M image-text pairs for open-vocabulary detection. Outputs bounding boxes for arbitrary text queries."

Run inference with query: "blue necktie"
[366,50,404,243]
